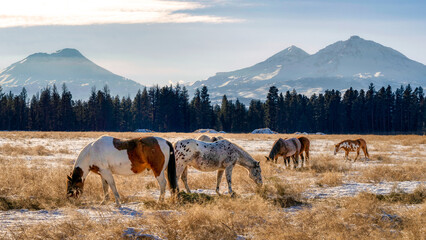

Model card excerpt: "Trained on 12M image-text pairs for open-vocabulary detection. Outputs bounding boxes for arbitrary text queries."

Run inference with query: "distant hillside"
[189,36,426,104]
[0,48,144,99]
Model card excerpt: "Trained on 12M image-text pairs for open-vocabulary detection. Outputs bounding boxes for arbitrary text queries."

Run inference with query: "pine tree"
[264,86,279,131]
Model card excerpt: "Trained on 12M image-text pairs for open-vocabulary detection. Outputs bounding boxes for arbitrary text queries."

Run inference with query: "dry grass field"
[0,132,425,239]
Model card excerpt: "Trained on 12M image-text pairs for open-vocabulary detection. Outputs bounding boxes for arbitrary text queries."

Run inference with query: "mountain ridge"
[0,48,144,99]
[189,36,426,104]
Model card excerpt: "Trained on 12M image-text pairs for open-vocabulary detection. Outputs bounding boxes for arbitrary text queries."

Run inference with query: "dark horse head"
[66,167,84,199]
[265,138,284,162]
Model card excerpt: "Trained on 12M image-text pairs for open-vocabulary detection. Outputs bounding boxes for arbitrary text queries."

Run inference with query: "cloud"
[0,0,242,28]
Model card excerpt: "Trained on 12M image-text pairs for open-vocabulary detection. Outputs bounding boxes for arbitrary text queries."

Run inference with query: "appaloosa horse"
[197,135,224,142]
[265,138,301,169]
[334,138,370,162]
[66,136,177,207]
[174,139,262,196]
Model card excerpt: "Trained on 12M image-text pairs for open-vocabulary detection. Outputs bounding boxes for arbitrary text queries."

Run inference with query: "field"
[0,132,425,239]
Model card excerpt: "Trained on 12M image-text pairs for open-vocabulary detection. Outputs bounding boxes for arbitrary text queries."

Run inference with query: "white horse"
[174,139,263,196]
[197,135,224,142]
[66,135,177,207]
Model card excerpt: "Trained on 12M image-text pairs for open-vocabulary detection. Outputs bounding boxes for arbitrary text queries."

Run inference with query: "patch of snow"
[303,181,425,199]
[134,129,155,133]
[252,66,282,81]
[353,73,372,79]
[374,72,383,77]
[251,128,277,134]
[219,80,231,87]
[194,129,219,133]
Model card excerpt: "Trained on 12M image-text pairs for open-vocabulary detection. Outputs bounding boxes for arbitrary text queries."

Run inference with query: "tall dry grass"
[0,132,425,239]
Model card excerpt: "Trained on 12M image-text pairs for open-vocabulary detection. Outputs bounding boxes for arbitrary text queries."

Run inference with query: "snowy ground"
[0,133,424,237]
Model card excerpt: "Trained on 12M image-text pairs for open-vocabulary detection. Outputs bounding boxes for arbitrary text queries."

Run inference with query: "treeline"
[0,83,424,134]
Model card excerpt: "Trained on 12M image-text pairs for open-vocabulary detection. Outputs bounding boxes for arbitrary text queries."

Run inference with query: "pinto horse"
[265,138,301,169]
[197,135,224,142]
[334,138,369,162]
[174,139,262,196]
[66,136,177,207]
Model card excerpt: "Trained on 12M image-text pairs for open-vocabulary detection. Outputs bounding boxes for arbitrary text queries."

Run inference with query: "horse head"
[249,161,263,186]
[334,144,339,155]
[66,168,84,199]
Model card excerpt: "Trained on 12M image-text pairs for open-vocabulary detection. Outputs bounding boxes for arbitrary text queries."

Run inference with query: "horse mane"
[268,138,284,159]
[113,138,138,150]
[74,142,92,167]
[336,140,349,146]
[225,140,257,166]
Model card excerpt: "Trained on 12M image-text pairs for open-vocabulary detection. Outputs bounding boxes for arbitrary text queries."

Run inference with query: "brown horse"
[265,138,301,169]
[334,138,369,162]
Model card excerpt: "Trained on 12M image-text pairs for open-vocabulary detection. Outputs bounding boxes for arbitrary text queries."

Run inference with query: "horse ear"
[264,156,269,161]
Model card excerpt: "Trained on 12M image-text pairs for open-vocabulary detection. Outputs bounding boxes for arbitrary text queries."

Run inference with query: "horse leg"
[305,150,310,165]
[300,152,305,168]
[181,166,191,193]
[156,171,167,202]
[175,162,187,193]
[225,165,235,196]
[100,176,110,205]
[354,149,360,162]
[363,147,369,161]
[101,169,121,207]
[293,154,299,169]
[216,170,224,195]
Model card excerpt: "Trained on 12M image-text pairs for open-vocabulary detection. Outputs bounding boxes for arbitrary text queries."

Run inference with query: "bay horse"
[66,136,177,207]
[334,138,369,162]
[265,138,301,169]
[174,139,262,196]
[197,135,224,142]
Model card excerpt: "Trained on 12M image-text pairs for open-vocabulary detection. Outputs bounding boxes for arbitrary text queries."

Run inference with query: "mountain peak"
[348,35,362,41]
[26,48,85,60]
[53,48,84,58]
[0,48,143,100]
[264,45,309,64]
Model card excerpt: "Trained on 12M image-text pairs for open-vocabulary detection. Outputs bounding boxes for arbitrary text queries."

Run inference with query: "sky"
[0,0,425,86]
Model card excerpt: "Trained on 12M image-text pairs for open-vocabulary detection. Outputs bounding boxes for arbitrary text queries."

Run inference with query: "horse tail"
[166,141,178,193]
[365,144,369,158]
[305,139,310,161]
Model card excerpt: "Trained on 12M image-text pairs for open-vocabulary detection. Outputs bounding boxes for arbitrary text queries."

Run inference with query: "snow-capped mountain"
[0,48,143,99]
[190,36,426,103]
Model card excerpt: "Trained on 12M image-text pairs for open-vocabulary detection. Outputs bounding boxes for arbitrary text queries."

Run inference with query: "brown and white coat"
[334,138,369,162]
[66,135,177,207]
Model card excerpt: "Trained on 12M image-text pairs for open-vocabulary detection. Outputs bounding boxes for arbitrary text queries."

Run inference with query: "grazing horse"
[334,138,369,162]
[174,139,262,196]
[284,136,311,167]
[265,138,301,169]
[66,136,177,207]
[197,135,224,142]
